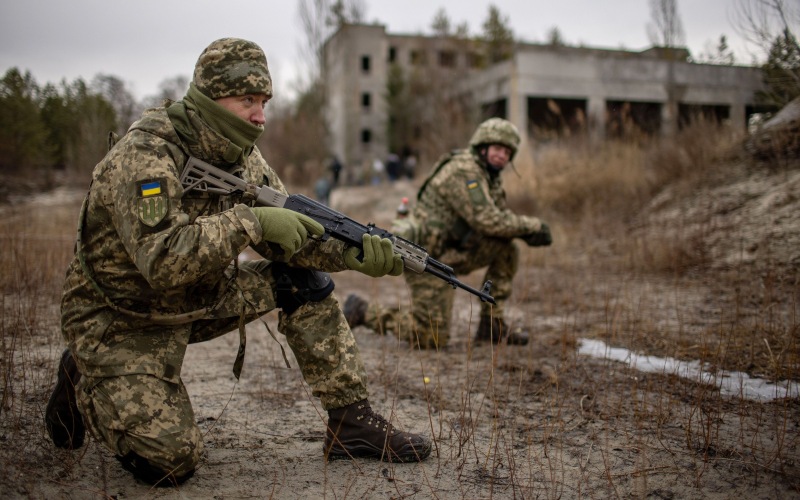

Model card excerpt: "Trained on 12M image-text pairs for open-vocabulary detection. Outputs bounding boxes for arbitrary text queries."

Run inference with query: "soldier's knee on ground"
[117,450,197,487]
[119,426,202,486]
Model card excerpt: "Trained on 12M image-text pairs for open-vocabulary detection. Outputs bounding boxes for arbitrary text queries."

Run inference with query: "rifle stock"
[180,156,496,304]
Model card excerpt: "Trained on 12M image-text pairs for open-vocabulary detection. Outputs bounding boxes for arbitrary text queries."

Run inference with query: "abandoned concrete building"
[323,23,767,172]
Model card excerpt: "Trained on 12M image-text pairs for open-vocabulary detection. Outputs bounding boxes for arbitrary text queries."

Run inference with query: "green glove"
[523,223,552,247]
[344,234,404,277]
[250,207,324,256]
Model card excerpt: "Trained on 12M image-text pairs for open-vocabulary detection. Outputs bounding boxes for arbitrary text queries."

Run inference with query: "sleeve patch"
[137,179,168,227]
[466,179,487,205]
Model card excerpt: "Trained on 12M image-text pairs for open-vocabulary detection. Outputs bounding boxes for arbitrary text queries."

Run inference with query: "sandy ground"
[1,172,798,499]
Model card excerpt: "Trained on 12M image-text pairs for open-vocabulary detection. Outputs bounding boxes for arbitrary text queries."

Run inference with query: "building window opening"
[678,103,730,129]
[388,46,396,62]
[410,50,427,66]
[362,92,371,111]
[528,97,588,139]
[361,55,371,73]
[606,100,661,137]
[361,128,372,144]
[439,50,456,68]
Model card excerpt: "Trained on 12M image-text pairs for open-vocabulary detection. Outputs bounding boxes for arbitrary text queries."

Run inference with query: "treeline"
[0,68,117,184]
[0,66,330,191]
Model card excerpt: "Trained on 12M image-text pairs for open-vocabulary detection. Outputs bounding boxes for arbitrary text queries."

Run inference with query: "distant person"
[328,155,342,186]
[403,152,417,179]
[371,156,385,185]
[386,152,402,182]
[344,118,552,349]
[314,174,332,205]
[44,37,430,488]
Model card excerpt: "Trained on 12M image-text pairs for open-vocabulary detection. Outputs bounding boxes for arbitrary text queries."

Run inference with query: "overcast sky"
[0,0,763,103]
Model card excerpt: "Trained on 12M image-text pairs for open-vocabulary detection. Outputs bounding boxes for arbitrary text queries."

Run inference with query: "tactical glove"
[522,223,552,247]
[250,207,324,256]
[344,234,404,277]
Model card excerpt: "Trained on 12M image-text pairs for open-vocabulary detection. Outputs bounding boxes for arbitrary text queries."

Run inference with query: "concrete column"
[729,102,747,132]
[588,96,606,141]
[661,99,678,136]
[507,55,527,136]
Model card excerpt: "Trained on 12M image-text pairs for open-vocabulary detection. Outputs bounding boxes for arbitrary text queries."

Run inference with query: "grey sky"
[0,0,762,102]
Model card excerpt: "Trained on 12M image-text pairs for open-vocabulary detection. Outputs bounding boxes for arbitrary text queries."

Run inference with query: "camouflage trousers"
[364,237,519,348]
[76,259,368,477]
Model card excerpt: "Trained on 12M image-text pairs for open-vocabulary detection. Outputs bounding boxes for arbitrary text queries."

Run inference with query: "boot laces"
[357,405,397,436]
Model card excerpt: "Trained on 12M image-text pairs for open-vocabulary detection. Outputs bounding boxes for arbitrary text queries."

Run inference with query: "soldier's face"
[215,93,270,127]
[486,144,512,169]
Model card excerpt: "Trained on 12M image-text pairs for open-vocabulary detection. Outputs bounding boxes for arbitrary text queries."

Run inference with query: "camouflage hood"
[127,102,249,168]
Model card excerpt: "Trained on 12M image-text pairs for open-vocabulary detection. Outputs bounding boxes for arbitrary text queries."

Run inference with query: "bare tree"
[156,76,189,102]
[647,0,686,47]
[91,74,138,134]
[732,0,798,57]
[297,0,366,87]
[733,0,799,106]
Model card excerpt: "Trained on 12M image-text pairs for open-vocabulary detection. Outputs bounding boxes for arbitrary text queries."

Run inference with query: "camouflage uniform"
[362,119,544,348]
[60,39,367,480]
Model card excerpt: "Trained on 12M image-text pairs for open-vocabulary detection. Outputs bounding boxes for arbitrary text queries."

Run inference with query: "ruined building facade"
[323,23,766,171]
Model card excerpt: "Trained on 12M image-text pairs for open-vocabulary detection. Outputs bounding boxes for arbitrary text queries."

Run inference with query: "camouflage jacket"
[61,102,348,379]
[413,149,542,257]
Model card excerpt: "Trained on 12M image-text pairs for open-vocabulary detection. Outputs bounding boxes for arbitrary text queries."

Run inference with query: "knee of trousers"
[78,375,203,476]
[126,424,204,476]
[495,240,520,271]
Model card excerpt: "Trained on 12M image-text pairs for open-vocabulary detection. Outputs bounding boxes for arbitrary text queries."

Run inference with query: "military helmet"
[193,38,273,100]
[469,118,521,159]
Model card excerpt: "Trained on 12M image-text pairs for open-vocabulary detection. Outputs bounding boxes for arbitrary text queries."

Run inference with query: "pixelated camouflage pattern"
[193,38,273,100]
[469,118,521,158]
[62,98,365,470]
[364,234,518,348]
[361,144,540,347]
[413,148,541,258]
[78,373,203,479]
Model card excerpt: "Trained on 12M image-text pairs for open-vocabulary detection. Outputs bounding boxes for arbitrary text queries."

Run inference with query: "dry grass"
[0,125,798,497]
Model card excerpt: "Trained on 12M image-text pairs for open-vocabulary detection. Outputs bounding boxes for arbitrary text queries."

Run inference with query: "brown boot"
[324,400,432,462]
[475,316,529,345]
[342,294,368,328]
[45,349,86,449]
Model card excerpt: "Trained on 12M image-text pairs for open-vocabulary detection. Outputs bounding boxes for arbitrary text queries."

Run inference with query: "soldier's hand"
[522,223,552,247]
[250,207,324,256]
[344,234,404,277]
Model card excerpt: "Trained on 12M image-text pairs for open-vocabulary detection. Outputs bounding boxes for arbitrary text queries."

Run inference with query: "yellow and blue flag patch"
[466,178,487,205]
[137,179,167,228]
[140,181,162,197]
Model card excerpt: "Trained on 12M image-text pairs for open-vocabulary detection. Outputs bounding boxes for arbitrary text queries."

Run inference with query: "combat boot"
[324,400,432,462]
[342,294,368,328]
[475,316,529,346]
[45,349,86,449]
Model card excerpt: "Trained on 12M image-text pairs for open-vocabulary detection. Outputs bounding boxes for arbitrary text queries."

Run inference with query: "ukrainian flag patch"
[466,179,479,190]
[137,179,168,227]
[141,181,162,197]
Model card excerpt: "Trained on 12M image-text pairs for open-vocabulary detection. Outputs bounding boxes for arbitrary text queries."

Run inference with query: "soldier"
[344,118,552,349]
[45,38,430,487]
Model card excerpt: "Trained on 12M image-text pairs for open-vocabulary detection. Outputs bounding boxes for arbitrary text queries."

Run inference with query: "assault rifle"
[180,156,496,304]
